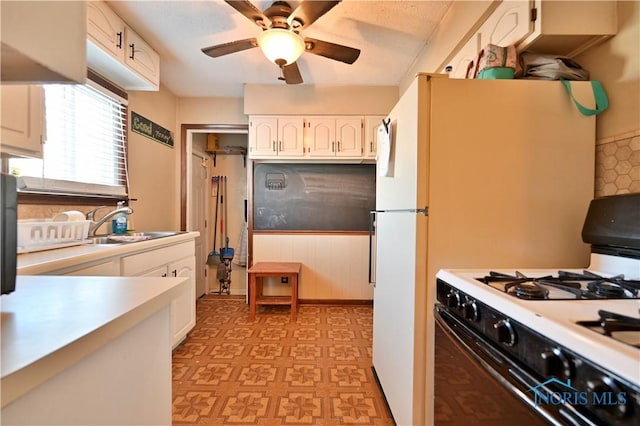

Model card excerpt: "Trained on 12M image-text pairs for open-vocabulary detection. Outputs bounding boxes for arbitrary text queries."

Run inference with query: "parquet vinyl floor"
[172,296,395,425]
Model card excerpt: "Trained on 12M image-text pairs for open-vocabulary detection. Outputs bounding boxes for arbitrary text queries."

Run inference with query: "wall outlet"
[281,276,289,284]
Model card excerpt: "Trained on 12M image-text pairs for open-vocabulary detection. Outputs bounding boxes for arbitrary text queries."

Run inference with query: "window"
[9,81,128,198]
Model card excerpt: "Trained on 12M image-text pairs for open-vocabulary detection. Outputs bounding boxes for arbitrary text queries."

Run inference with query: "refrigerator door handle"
[368,211,376,286]
[373,207,428,215]
[368,207,428,286]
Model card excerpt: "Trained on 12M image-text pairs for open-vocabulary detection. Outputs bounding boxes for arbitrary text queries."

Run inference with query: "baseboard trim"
[203,293,373,306]
[300,299,373,305]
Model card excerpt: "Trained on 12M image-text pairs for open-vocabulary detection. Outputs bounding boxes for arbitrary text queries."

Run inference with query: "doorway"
[181,124,248,297]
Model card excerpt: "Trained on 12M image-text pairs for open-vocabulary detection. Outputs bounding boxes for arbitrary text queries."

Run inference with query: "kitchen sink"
[89,231,183,245]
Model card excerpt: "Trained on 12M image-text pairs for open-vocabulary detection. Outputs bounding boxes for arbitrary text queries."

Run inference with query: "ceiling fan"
[201,0,361,84]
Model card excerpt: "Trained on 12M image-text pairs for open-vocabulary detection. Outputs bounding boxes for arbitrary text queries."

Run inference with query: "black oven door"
[435,305,558,426]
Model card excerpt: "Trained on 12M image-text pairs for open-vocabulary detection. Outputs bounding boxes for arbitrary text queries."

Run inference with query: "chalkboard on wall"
[253,163,376,231]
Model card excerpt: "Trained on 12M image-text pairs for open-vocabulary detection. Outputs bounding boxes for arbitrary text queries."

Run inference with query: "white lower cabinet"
[52,238,196,349]
[168,257,196,342]
[121,241,196,348]
[63,259,120,276]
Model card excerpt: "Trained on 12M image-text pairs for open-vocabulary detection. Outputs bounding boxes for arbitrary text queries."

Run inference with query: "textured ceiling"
[107,0,452,98]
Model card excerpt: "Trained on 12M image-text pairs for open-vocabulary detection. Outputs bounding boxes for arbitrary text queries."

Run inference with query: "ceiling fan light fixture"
[257,28,305,65]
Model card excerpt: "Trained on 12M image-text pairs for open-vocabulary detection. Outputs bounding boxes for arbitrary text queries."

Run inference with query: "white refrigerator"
[371,74,597,425]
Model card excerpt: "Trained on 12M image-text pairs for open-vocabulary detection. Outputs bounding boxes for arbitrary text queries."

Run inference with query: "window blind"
[10,83,129,197]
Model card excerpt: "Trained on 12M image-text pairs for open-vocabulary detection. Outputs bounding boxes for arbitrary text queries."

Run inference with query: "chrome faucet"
[86,205,134,236]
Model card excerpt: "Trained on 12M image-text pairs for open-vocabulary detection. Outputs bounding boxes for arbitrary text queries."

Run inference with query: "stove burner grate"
[577,310,640,348]
[504,281,549,300]
[478,270,640,300]
[559,270,639,299]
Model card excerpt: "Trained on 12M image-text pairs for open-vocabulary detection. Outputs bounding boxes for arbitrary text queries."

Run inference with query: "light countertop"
[0,274,189,407]
[17,231,198,275]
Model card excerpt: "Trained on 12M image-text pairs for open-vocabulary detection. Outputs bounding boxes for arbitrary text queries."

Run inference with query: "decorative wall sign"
[131,111,174,148]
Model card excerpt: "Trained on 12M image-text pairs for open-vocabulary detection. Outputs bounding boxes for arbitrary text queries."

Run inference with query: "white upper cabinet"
[335,118,363,157]
[446,34,481,79]
[86,0,160,91]
[305,117,362,158]
[87,0,125,62]
[364,116,386,159]
[1,85,45,158]
[479,1,533,48]
[249,116,304,158]
[305,118,335,157]
[124,28,160,86]
[1,1,87,84]
[278,117,305,156]
[520,0,617,57]
[249,116,278,157]
[443,0,617,77]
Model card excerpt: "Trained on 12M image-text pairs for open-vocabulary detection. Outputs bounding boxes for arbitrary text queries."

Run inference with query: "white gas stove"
[435,194,640,426]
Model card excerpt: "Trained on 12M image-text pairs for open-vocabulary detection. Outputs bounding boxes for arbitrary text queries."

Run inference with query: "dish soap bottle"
[112,201,128,235]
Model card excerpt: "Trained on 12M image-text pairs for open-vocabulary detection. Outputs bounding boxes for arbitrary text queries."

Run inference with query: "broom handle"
[219,176,224,251]
[211,176,219,252]
[224,176,229,247]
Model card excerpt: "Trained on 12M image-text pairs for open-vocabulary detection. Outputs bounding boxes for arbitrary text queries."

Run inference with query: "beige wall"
[576,0,639,195]
[127,83,179,231]
[576,1,640,140]
[243,84,398,115]
[399,0,497,94]
[176,97,246,125]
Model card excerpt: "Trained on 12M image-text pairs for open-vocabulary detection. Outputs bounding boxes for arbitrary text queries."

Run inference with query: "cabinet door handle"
[337,141,341,152]
[116,32,123,49]
[129,43,135,60]
[172,270,177,277]
[162,273,167,277]
[278,141,282,152]
[332,141,335,152]
[370,141,373,152]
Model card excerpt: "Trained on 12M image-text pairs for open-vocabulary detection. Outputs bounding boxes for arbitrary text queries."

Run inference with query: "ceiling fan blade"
[282,62,303,84]
[224,0,270,29]
[201,38,258,58]
[288,1,340,30]
[304,37,360,64]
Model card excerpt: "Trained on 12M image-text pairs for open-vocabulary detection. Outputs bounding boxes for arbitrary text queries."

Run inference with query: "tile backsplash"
[595,130,640,197]
[17,204,123,235]
[18,205,99,220]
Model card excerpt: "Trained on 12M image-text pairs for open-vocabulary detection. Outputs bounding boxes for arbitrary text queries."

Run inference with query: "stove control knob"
[540,349,571,379]
[462,299,479,321]
[494,319,516,346]
[445,290,461,309]
[587,377,629,418]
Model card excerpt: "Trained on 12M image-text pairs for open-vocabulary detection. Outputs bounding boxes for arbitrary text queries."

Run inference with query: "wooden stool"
[248,262,301,321]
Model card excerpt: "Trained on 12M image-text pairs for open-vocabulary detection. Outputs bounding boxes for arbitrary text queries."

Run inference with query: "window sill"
[15,176,128,205]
